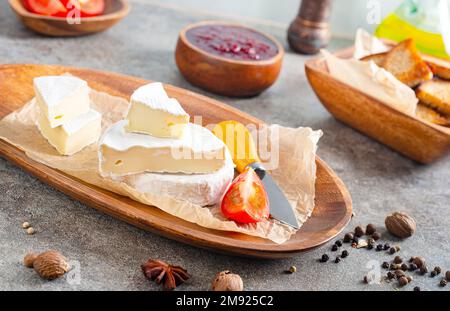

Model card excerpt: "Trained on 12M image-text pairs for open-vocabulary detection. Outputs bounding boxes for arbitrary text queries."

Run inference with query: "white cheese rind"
[37,108,102,156]
[114,152,235,206]
[353,28,389,60]
[34,76,90,128]
[126,83,189,138]
[99,121,226,175]
[322,50,418,115]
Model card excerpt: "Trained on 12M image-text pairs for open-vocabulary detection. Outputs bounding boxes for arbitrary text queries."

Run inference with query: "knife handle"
[212,120,261,173]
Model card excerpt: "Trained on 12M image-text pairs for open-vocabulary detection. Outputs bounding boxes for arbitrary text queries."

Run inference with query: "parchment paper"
[0,81,322,244]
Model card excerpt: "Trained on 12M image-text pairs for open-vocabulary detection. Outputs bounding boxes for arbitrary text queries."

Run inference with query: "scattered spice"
[334,257,341,263]
[30,250,70,280]
[363,275,369,284]
[335,240,343,247]
[409,257,415,263]
[413,286,421,291]
[385,212,416,238]
[331,244,338,252]
[394,245,401,252]
[446,270,450,281]
[320,254,329,263]
[401,263,408,271]
[387,272,395,279]
[376,244,383,251]
[141,259,189,290]
[419,266,428,275]
[367,238,375,250]
[440,279,448,287]
[212,271,243,291]
[431,270,438,277]
[398,276,409,287]
[383,243,390,251]
[389,247,397,255]
[22,222,31,229]
[343,232,354,243]
[390,263,401,270]
[23,253,37,268]
[341,250,349,258]
[288,266,297,274]
[433,266,441,274]
[413,257,426,269]
[394,270,406,278]
[409,264,418,271]
[26,227,35,235]
[382,262,390,269]
[393,256,403,264]
[372,232,381,241]
[354,226,365,237]
[365,224,376,235]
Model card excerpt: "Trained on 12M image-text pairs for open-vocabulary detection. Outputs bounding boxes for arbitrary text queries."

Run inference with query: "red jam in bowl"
[186,25,279,61]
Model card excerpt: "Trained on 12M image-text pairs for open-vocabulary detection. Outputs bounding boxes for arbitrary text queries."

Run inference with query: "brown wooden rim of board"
[8,0,131,23]
[305,44,450,136]
[0,63,353,258]
[178,20,285,66]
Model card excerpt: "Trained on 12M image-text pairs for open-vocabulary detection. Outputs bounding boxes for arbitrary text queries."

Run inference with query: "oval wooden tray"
[0,64,352,259]
[305,45,450,164]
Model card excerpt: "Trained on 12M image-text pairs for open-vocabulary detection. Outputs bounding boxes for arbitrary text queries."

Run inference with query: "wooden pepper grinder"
[287,0,333,54]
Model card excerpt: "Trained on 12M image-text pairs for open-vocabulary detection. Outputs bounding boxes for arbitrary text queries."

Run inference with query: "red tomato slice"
[23,0,67,16]
[221,168,270,224]
[59,0,105,17]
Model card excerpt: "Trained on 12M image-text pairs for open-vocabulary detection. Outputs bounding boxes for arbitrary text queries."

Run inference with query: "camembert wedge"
[37,108,102,156]
[99,120,227,176]
[125,83,189,138]
[34,76,90,128]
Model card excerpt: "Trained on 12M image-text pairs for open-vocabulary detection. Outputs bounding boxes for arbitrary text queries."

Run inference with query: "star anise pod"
[141,259,190,290]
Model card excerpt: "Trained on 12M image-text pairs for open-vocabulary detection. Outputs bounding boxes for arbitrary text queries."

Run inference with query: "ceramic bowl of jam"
[176,21,284,97]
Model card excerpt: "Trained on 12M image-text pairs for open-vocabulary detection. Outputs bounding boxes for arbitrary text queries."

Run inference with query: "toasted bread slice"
[361,52,387,67]
[416,79,450,115]
[382,39,433,87]
[422,55,450,80]
[416,103,450,127]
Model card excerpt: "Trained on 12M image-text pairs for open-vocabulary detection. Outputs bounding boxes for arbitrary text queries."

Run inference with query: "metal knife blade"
[249,163,300,229]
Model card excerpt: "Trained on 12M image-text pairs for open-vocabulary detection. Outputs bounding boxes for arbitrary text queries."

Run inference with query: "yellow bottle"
[375,0,450,59]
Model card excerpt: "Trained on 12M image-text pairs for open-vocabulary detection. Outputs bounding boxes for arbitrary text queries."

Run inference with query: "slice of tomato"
[221,168,270,224]
[23,0,67,16]
[59,0,105,17]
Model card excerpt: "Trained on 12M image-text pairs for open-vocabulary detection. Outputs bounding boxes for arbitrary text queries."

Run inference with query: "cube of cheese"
[125,83,189,138]
[37,109,102,156]
[34,76,90,128]
[99,121,226,176]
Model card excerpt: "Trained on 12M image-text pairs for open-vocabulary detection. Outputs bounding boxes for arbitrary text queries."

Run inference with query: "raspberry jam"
[186,25,279,61]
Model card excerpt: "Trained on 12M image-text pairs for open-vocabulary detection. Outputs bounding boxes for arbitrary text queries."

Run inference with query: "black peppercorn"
[394,256,402,264]
[320,254,329,263]
[398,276,408,287]
[431,270,438,277]
[365,224,376,235]
[401,263,408,271]
[372,232,381,241]
[440,279,448,287]
[409,257,414,263]
[343,232,354,243]
[413,286,421,291]
[389,247,397,255]
[409,264,418,271]
[334,257,341,263]
[382,262,389,269]
[331,244,338,252]
[363,275,369,284]
[335,240,343,247]
[387,271,395,279]
[367,243,374,250]
[383,243,390,250]
[376,244,383,251]
[354,226,365,237]
[434,266,441,274]
[341,250,349,258]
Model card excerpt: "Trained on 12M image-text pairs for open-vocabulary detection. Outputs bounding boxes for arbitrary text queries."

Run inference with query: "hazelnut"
[354,226,365,237]
[412,256,426,269]
[23,253,37,268]
[385,212,416,238]
[365,224,376,235]
[212,271,243,291]
[32,251,69,280]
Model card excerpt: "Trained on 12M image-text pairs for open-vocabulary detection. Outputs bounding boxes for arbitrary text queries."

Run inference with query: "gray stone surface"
[0,1,449,291]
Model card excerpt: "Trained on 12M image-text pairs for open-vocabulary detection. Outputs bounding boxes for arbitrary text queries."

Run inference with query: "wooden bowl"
[8,0,130,37]
[305,45,450,164]
[175,21,284,97]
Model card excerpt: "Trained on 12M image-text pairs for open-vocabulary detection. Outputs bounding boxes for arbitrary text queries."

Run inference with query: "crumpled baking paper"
[0,80,322,244]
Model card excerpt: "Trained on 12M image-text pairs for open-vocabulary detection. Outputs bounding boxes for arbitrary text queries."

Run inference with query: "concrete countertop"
[0,1,449,291]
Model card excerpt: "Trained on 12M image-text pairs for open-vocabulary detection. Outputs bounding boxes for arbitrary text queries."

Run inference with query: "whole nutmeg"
[385,212,416,238]
[32,251,69,280]
[212,270,243,291]
[23,253,37,268]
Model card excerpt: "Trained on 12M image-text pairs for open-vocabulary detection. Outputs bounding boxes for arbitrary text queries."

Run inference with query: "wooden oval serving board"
[0,64,352,259]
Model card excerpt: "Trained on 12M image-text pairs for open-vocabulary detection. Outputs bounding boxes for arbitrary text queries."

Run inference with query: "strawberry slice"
[23,0,67,16]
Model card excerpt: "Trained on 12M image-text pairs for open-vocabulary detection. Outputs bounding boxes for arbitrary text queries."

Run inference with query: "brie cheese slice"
[116,152,235,206]
[34,76,90,128]
[99,121,227,176]
[353,28,389,60]
[37,107,102,156]
[125,83,189,138]
[322,50,418,115]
